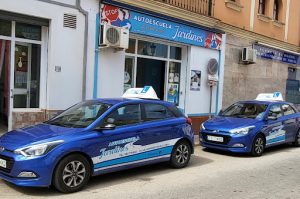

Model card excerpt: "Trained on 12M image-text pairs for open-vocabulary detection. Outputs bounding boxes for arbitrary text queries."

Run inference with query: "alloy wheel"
[175,144,189,165]
[254,137,264,155]
[63,161,86,188]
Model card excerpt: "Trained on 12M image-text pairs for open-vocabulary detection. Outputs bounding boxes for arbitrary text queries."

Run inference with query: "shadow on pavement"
[2,155,213,196]
[201,144,297,158]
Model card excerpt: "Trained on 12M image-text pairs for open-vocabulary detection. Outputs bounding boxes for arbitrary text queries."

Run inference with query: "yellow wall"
[214,0,299,46]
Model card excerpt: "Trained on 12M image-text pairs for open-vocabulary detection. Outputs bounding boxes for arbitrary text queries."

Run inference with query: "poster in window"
[167,83,179,104]
[190,70,201,91]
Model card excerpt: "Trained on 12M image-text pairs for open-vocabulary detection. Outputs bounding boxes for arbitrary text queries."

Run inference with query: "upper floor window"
[273,0,279,20]
[258,0,266,15]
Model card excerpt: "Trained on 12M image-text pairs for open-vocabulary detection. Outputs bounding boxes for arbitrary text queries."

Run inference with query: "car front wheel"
[170,140,191,168]
[251,134,265,157]
[53,154,91,193]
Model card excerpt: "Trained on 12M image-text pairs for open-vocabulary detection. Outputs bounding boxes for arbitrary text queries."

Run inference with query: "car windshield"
[45,101,111,128]
[220,102,268,119]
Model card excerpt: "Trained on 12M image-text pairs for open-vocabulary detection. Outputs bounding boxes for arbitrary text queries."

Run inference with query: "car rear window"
[144,104,175,121]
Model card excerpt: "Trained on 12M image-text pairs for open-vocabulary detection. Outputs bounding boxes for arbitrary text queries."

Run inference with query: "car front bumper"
[199,130,252,153]
[0,151,54,187]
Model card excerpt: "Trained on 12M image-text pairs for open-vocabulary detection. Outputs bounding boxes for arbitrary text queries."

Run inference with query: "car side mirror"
[218,110,223,116]
[96,124,116,131]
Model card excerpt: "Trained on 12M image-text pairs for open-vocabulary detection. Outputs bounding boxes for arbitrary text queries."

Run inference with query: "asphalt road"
[1,144,300,199]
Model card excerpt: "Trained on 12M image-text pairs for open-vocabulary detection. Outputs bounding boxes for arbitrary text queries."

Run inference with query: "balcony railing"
[154,0,215,16]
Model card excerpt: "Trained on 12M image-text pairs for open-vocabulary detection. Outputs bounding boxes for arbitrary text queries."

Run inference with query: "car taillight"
[186,118,192,125]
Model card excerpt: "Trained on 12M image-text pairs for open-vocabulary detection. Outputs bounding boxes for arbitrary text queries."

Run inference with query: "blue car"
[200,98,300,157]
[0,98,194,193]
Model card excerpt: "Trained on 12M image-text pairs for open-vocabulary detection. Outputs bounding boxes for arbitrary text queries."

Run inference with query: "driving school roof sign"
[100,4,222,50]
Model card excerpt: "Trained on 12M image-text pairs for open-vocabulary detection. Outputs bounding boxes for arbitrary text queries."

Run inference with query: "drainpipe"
[75,0,89,100]
[37,0,89,100]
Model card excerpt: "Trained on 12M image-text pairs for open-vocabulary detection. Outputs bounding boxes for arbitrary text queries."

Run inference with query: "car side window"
[103,104,141,127]
[282,104,296,116]
[268,104,283,119]
[144,104,175,121]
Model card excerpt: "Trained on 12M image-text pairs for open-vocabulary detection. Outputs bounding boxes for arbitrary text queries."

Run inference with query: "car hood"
[203,116,259,132]
[0,123,83,150]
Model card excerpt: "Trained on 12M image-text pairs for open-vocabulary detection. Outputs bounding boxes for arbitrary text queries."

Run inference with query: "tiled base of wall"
[190,116,209,135]
[12,110,61,130]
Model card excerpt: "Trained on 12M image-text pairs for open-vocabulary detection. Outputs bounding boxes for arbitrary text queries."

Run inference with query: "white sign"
[255,92,284,101]
[122,86,159,100]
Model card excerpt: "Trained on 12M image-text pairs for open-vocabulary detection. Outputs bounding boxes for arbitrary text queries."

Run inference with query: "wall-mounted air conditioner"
[99,24,129,49]
[242,47,257,64]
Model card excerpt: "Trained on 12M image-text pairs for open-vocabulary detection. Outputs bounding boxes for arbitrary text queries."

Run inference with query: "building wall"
[222,34,289,108]
[214,0,300,46]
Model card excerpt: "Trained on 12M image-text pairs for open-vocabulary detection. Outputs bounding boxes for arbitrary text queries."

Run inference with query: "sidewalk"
[194,134,199,146]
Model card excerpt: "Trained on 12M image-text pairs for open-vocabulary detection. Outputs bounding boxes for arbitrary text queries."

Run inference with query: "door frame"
[124,35,187,109]
[0,21,47,131]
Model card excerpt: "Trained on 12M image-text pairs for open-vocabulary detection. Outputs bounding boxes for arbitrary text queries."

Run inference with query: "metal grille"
[63,14,77,29]
[106,27,120,45]
[0,154,14,173]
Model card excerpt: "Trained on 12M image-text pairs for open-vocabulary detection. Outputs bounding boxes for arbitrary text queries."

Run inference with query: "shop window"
[286,67,300,104]
[170,46,182,60]
[13,43,41,108]
[125,39,136,54]
[15,23,41,41]
[167,62,181,105]
[138,40,168,58]
[124,56,135,92]
[0,19,11,36]
[258,0,266,15]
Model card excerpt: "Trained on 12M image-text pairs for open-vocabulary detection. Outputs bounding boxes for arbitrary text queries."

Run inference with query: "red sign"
[103,5,119,22]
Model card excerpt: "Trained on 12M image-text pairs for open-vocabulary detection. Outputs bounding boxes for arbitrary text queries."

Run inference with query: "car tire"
[293,130,300,147]
[170,140,191,168]
[251,134,265,157]
[53,154,91,193]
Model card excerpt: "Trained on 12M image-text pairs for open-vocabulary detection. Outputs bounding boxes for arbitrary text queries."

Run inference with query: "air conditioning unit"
[242,47,257,64]
[99,24,129,49]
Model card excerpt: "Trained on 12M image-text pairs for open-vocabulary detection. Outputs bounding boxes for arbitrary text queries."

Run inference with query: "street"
[1,144,300,199]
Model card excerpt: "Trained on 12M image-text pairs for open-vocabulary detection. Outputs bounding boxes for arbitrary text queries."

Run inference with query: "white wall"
[98,48,125,98]
[1,0,86,110]
[186,46,220,115]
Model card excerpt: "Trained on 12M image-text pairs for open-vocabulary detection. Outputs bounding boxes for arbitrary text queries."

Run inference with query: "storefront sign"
[100,4,222,50]
[254,44,300,66]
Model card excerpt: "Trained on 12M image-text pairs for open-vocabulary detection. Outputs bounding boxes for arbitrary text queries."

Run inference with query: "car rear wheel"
[170,140,191,168]
[251,134,265,157]
[53,154,91,193]
[293,130,300,147]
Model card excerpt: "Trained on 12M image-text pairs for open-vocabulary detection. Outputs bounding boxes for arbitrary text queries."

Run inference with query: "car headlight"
[15,140,64,157]
[200,123,206,131]
[229,126,255,135]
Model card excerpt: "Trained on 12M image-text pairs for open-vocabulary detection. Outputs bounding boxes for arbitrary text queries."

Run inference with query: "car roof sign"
[122,86,159,100]
[255,92,284,102]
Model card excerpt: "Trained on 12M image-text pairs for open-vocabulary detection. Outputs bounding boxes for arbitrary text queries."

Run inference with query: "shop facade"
[0,0,89,132]
[0,0,225,134]
[97,2,226,132]
[222,34,300,109]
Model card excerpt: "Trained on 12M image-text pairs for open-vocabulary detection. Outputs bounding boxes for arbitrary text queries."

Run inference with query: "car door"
[138,103,184,150]
[88,103,145,174]
[263,103,287,146]
[281,104,298,142]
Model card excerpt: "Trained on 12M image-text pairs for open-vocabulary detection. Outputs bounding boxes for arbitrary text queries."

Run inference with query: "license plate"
[0,158,6,169]
[207,135,224,142]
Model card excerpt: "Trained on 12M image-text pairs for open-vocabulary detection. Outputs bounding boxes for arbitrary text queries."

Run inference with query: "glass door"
[13,42,40,108]
[13,43,31,108]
